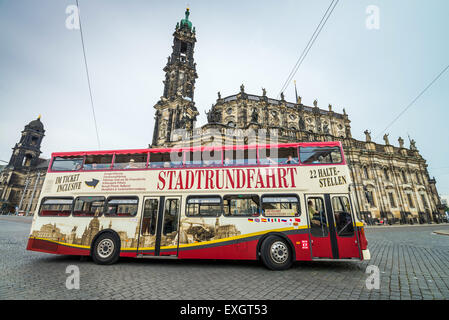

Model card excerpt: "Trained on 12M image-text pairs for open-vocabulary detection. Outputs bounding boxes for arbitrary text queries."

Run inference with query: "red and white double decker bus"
[27,141,370,270]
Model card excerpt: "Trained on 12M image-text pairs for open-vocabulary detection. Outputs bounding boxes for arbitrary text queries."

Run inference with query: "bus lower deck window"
[223,195,259,216]
[105,197,138,217]
[186,196,222,217]
[39,198,73,216]
[262,195,300,217]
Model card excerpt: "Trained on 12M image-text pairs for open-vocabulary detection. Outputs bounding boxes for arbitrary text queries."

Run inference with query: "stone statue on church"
[217,91,221,99]
[313,100,318,108]
[250,108,259,123]
[280,92,285,101]
[323,122,329,134]
[410,139,417,150]
[298,117,305,130]
[240,84,245,93]
[364,130,372,142]
[383,133,390,145]
[262,88,266,97]
[398,136,404,148]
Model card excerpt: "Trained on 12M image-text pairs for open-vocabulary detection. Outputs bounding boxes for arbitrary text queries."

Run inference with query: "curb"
[365,223,449,229]
[433,230,449,236]
[0,216,33,224]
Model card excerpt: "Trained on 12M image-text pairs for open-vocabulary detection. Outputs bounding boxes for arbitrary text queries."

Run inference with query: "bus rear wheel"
[91,232,120,265]
[260,236,293,271]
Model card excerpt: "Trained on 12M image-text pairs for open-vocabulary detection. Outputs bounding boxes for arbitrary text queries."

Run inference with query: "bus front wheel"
[260,236,293,271]
[91,232,120,265]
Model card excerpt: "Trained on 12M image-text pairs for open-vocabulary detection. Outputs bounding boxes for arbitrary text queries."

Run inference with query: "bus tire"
[91,232,120,265]
[260,236,293,271]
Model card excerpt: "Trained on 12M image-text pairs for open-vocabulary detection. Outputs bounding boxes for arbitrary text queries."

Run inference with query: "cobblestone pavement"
[0,217,448,300]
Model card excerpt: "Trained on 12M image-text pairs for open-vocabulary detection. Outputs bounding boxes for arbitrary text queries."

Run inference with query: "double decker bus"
[27,142,370,270]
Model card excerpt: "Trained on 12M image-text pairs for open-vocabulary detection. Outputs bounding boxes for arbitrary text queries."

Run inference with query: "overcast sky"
[0,0,448,195]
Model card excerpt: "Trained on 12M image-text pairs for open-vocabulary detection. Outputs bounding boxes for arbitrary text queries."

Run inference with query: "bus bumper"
[362,249,371,260]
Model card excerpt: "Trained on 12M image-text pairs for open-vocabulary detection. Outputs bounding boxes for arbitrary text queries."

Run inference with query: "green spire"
[180,8,193,30]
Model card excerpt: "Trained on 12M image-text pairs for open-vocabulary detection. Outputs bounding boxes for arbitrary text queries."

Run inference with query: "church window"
[407,193,415,208]
[31,136,38,146]
[384,168,390,181]
[388,192,396,208]
[402,170,408,183]
[227,121,235,127]
[421,194,429,209]
[180,41,188,54]
[365,190,375,207]
[416,172,421,184]
[23,154,33,167]
[364,166,370,179]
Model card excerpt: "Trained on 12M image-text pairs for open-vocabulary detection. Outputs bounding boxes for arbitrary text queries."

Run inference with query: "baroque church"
[150,9,444,224]
[0,116,48,214]
[0,9,444,225]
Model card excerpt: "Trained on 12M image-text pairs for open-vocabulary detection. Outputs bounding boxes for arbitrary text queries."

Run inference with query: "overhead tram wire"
[375,63,449,140]
[277,0,334,97]
[277,0,339,98]
[76,0,101,149]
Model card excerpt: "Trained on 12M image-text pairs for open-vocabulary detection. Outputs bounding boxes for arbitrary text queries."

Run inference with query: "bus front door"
[306,194,360,259]
[137,196,181,256]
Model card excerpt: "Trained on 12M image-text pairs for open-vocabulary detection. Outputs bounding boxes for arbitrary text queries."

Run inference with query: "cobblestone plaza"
[1,217,447,300]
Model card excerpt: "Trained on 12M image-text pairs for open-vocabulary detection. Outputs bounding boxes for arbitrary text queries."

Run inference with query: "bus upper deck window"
[299,146,342,164]
[202,149,222,167]
[84,154,113,170]
[149,151,183,168]
[223,149,257,166]
[113,153,147,170]
[185,151,202,168]
[258,147,298,165]
[51,156,84,171]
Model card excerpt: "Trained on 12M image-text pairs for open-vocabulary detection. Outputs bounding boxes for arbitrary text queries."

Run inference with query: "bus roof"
[50,141,343,158]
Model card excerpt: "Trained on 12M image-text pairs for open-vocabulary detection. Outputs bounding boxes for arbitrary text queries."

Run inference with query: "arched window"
[227,121,235,128]
[402,170,407,183]
[363,166,370,179]
[384,168,390,181]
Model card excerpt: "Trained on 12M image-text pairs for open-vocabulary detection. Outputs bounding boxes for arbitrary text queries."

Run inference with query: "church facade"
[151,9,445,225]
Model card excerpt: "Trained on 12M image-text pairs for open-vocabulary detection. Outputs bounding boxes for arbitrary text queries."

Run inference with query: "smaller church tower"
[8,116,45,168]
[152,8,199,147]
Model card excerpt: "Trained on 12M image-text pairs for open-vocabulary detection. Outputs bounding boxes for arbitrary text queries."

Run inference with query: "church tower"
[152,8,199,147]
[8,116,45,168]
